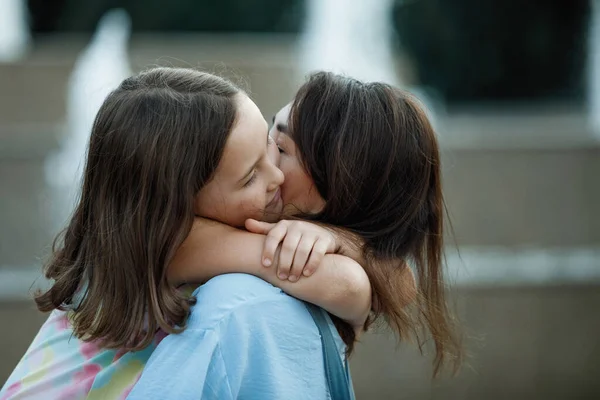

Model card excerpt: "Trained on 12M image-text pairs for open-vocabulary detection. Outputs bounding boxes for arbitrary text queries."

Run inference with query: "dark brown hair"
[289,72,462,374]
[35,67,241,350]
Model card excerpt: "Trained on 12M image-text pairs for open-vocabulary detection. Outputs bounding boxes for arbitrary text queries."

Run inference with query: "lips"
[266,188,281,210]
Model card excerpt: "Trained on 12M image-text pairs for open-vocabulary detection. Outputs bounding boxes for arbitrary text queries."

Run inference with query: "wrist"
[335,233,364,263]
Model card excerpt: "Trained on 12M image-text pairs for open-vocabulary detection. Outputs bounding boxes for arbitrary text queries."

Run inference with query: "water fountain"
[589,0,600,137]
[44,9,133,230]
[299,0,443,124]
[300,0,399,84]
[0,0,30,62]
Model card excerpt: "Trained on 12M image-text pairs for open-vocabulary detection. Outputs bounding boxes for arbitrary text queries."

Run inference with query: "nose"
[269,124,280,142]
[267,136,280,167]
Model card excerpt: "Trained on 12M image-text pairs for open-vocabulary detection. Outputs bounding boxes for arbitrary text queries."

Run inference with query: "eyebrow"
[271,115,289,134]
[276,123,289,134]
[238,129,269,184]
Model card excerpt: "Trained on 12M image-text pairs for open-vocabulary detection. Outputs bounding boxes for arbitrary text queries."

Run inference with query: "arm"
[169,218,371,329]
[267,254,371,329]
[245,219,417,311]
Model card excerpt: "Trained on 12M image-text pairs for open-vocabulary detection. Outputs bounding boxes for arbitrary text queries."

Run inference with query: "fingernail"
[279,273,287,280]
[263,258,272,267]
[288,275,297,282]
[303,270,311,277]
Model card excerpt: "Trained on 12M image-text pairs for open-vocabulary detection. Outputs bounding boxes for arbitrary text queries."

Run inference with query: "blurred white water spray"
[300,0,399,84]
[44,9,133,230]
[0,0,31,62]
[589,0,600,136]
[300,0,442,128]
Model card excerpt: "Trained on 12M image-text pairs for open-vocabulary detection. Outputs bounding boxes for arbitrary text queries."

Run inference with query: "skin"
[171,219,371,328]
[269,103,325,215]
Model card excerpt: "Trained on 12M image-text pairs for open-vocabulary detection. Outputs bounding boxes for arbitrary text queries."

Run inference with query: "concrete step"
[0,34,303,127]
[443,145,600,247]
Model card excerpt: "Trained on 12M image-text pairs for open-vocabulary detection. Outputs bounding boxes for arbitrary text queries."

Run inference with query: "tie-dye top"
[0,310,165,400]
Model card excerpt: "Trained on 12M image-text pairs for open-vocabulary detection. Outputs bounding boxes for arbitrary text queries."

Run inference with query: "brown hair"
[289,72,462,374]
[35,67,241,350]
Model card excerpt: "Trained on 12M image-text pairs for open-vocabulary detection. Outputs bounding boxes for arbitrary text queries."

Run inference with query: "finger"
[245,218,277,235]
[288,236,314,282]
[262,223,289,267]
[278,232,302,280]
[303,238,330,277]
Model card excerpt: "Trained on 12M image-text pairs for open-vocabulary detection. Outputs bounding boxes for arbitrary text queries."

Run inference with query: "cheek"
[279,158,304,198]
[196,180,270,227]
[195,185,246,228]
[231,186,271,225]
[280,157,322,212]
[243,189,267,213]
[195,193,227,224]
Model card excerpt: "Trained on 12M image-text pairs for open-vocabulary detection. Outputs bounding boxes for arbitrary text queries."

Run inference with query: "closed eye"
[243,171,257,187]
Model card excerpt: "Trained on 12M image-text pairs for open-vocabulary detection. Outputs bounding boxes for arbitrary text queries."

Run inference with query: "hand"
[245,219,340,282]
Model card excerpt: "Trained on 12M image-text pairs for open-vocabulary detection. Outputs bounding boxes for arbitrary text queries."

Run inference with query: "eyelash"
[277,145,285,154]
[244,171,257,187]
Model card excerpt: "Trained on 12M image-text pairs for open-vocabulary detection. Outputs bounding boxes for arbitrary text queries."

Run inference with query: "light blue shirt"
[127,273,353,400]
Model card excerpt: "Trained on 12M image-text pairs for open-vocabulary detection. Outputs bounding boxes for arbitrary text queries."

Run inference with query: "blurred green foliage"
[28,0,304,33]
[392,0,589,102]
[27,0,589,102]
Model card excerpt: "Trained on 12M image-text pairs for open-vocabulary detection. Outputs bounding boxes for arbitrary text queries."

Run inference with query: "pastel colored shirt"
[0,310,164,400]
[127,273,353,400]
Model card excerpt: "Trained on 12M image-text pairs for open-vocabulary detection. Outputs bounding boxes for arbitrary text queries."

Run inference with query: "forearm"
[169,218,267,285]
[170,218,371,328]
[256,254,371,329]
[327,226,417,310]
[327,226,366,265]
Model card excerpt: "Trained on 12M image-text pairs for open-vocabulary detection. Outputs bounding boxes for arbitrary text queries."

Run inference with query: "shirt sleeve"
[125,326,234,400]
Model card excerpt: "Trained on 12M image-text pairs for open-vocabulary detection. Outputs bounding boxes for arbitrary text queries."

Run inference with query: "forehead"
[274,103,292,125]
[216,95,267,176]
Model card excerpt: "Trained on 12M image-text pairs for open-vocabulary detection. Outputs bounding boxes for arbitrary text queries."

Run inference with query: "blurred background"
[1,0,599,398]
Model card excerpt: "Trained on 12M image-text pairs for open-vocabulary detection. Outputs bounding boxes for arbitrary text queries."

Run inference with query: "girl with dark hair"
[1,67,371,400]
[265,72,463,373]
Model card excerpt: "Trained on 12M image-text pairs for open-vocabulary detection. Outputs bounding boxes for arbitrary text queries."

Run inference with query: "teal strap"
[304,303,352,400]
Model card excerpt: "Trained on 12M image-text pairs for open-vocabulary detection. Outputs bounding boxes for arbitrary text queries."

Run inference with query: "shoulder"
[186,273,314,332]
[192,273,282,303]
[131,274,344,400]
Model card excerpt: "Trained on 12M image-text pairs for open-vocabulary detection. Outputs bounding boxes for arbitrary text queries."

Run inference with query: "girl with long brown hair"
[1,67,372,400]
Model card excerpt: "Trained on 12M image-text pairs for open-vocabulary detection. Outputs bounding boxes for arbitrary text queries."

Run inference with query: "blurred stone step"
[0,34,302,127]
[0,63,71,125]
[442,145,600,247]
